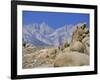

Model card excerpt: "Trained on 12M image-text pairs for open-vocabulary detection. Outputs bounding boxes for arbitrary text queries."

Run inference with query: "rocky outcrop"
[22,23,90,68]
[71,23,89,42]
[54,52,89,67]
[70,23,90,54]
[70,41,84,53]
[82,35,90,55]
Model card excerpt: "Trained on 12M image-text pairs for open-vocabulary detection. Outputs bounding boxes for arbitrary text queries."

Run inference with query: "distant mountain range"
[22,22,79,46]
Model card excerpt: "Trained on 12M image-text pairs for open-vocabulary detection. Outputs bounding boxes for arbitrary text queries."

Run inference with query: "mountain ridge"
[23,22,86,46]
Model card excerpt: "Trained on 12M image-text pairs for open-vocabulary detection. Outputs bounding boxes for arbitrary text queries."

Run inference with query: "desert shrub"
[63,41,69,48]
[81,23,86,29]
[23,42,26,47]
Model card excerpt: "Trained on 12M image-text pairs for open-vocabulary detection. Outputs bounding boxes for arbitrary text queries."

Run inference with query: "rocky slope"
[22,23,90,69]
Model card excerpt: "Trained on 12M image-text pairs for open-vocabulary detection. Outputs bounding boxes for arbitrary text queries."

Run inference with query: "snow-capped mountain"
[23,22,77,46]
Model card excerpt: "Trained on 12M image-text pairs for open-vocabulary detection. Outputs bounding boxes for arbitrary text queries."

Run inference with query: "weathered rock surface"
[54,52,89,67]
[70,23,90,54]
[22,23,90,68]
[82,36,90,55]
[70,41,84,53]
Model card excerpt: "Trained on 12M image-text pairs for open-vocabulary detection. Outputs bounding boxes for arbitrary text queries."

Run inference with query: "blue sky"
[23,11,90,29]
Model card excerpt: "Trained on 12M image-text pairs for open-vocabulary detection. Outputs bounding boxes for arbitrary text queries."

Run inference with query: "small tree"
[22,38,26,47]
